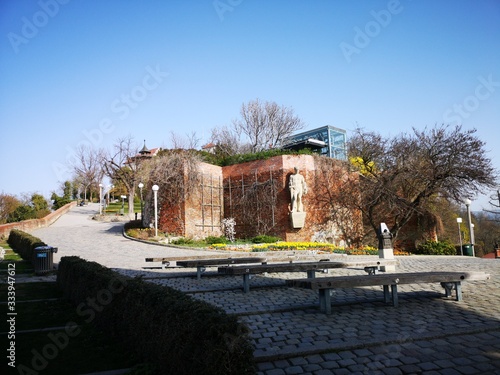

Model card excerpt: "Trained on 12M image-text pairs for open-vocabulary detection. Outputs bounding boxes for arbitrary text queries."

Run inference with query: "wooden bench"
[286,271,491,314]
[144,256,266,275]
[176,257,267,279]
[217,260,395,292]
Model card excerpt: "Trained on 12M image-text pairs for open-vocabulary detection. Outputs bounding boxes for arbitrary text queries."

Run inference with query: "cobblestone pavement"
[33,204,500,374]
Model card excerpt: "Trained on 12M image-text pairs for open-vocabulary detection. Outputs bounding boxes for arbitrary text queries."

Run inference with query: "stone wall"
[0,201,77,238]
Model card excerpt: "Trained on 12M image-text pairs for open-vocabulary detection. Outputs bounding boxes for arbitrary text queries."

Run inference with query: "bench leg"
[383,285,391,303]
[391,284,398,307]
[196,266,206,280]
[307,270,316,278]
[383,285,398,306]
[455,281,462,301]
[319,289,332,314]
[441,282,462,301]
[242,274,250,293]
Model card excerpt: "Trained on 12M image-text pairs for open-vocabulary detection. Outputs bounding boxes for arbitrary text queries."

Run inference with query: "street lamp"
[464,198,475,257]
[120,195,126,215]
[152,184,159,237]
[138,182,144,220]
[456,217,463,255]
[99,183,103,215]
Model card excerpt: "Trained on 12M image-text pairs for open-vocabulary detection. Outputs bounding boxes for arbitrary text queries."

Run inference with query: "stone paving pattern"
[33,204,500,374]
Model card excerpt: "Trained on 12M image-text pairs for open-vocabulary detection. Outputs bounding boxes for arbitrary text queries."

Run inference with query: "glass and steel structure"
[283,125,347,160]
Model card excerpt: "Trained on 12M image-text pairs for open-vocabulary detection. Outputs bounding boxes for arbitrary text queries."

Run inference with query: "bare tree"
[103,136,149,215]
[483,188,500,223]
[313,156,364,246]
[348,124,498,240]
[169,131,201,150]
[232,99,305,153]
[209,125,248,157]
[71,145,105,202]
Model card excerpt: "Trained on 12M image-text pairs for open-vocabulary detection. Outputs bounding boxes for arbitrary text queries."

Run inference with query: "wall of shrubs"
[57,256,256,375]
[7,229,47,262]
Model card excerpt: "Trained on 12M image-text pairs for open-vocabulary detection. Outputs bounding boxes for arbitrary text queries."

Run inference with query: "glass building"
[283,125,347,160]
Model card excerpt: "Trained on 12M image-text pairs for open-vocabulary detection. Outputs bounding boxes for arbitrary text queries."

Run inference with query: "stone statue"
[289,167,308,212]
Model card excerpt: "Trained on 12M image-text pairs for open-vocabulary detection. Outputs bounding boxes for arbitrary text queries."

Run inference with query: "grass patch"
[104,201,142,214]
[0,239,32,273]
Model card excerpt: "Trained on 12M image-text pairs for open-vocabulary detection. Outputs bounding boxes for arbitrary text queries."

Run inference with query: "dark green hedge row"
[414,240,456,255]
[7,229,47,261]
[57,256,256,375]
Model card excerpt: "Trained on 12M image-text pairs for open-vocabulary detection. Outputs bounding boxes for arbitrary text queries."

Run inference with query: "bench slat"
[177,257,266,267]
[218,261,359,275]
[287,271,490,290]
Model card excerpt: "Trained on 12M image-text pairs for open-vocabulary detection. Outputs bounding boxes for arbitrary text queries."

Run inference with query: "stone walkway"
[33,204,500,374]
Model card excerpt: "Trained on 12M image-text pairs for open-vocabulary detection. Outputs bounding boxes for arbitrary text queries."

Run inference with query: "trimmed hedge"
[57,256,256,375]
[7,229,47,261]
[414,240,456,255]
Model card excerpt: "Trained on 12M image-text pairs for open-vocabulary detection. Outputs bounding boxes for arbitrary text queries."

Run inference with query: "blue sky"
[1,0,499,211]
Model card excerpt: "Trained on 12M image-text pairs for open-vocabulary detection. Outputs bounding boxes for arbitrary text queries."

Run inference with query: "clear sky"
[1,0,499,211]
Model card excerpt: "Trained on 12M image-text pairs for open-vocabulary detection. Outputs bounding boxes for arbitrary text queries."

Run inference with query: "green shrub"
[414,240,456,255]
[171,237,195,245]
[7,229,47,261]
[205,235,228,245]
[124,220,144,230]
[251,235,281,244]
[57,257,255,375]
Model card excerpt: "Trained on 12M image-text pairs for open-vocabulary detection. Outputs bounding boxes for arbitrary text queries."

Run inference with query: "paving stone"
[381,368,403,375]
[284,366,303,374]
[434,359,456,368]
[338,358,357,367]
[418,361,441,371]
[305,354,324,364]
[302,364,322,372]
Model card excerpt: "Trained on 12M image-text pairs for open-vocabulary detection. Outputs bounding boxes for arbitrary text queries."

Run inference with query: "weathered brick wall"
[184,162,223,239]
[156,162,224,239]
[222,154,349,242]
[0,201,77,239]
[155,155,357,244]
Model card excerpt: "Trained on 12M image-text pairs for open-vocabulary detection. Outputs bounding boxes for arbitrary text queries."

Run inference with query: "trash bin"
[462,244,473,256]
[33,246,58,275]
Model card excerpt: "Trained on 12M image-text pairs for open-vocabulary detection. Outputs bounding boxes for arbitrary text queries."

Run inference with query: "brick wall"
[0,201,77,238]
[154,155,358,243]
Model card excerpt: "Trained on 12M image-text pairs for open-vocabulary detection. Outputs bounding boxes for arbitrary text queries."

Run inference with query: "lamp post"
[138,182,144,220]
[152,184,159,237]
[120,195,126,215]
[464,198,475,257]
[99,183,103,215]
[456,217,463,255]
[107,184,114,206]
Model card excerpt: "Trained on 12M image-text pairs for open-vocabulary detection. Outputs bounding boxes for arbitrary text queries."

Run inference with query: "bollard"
[378,223,395,272]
